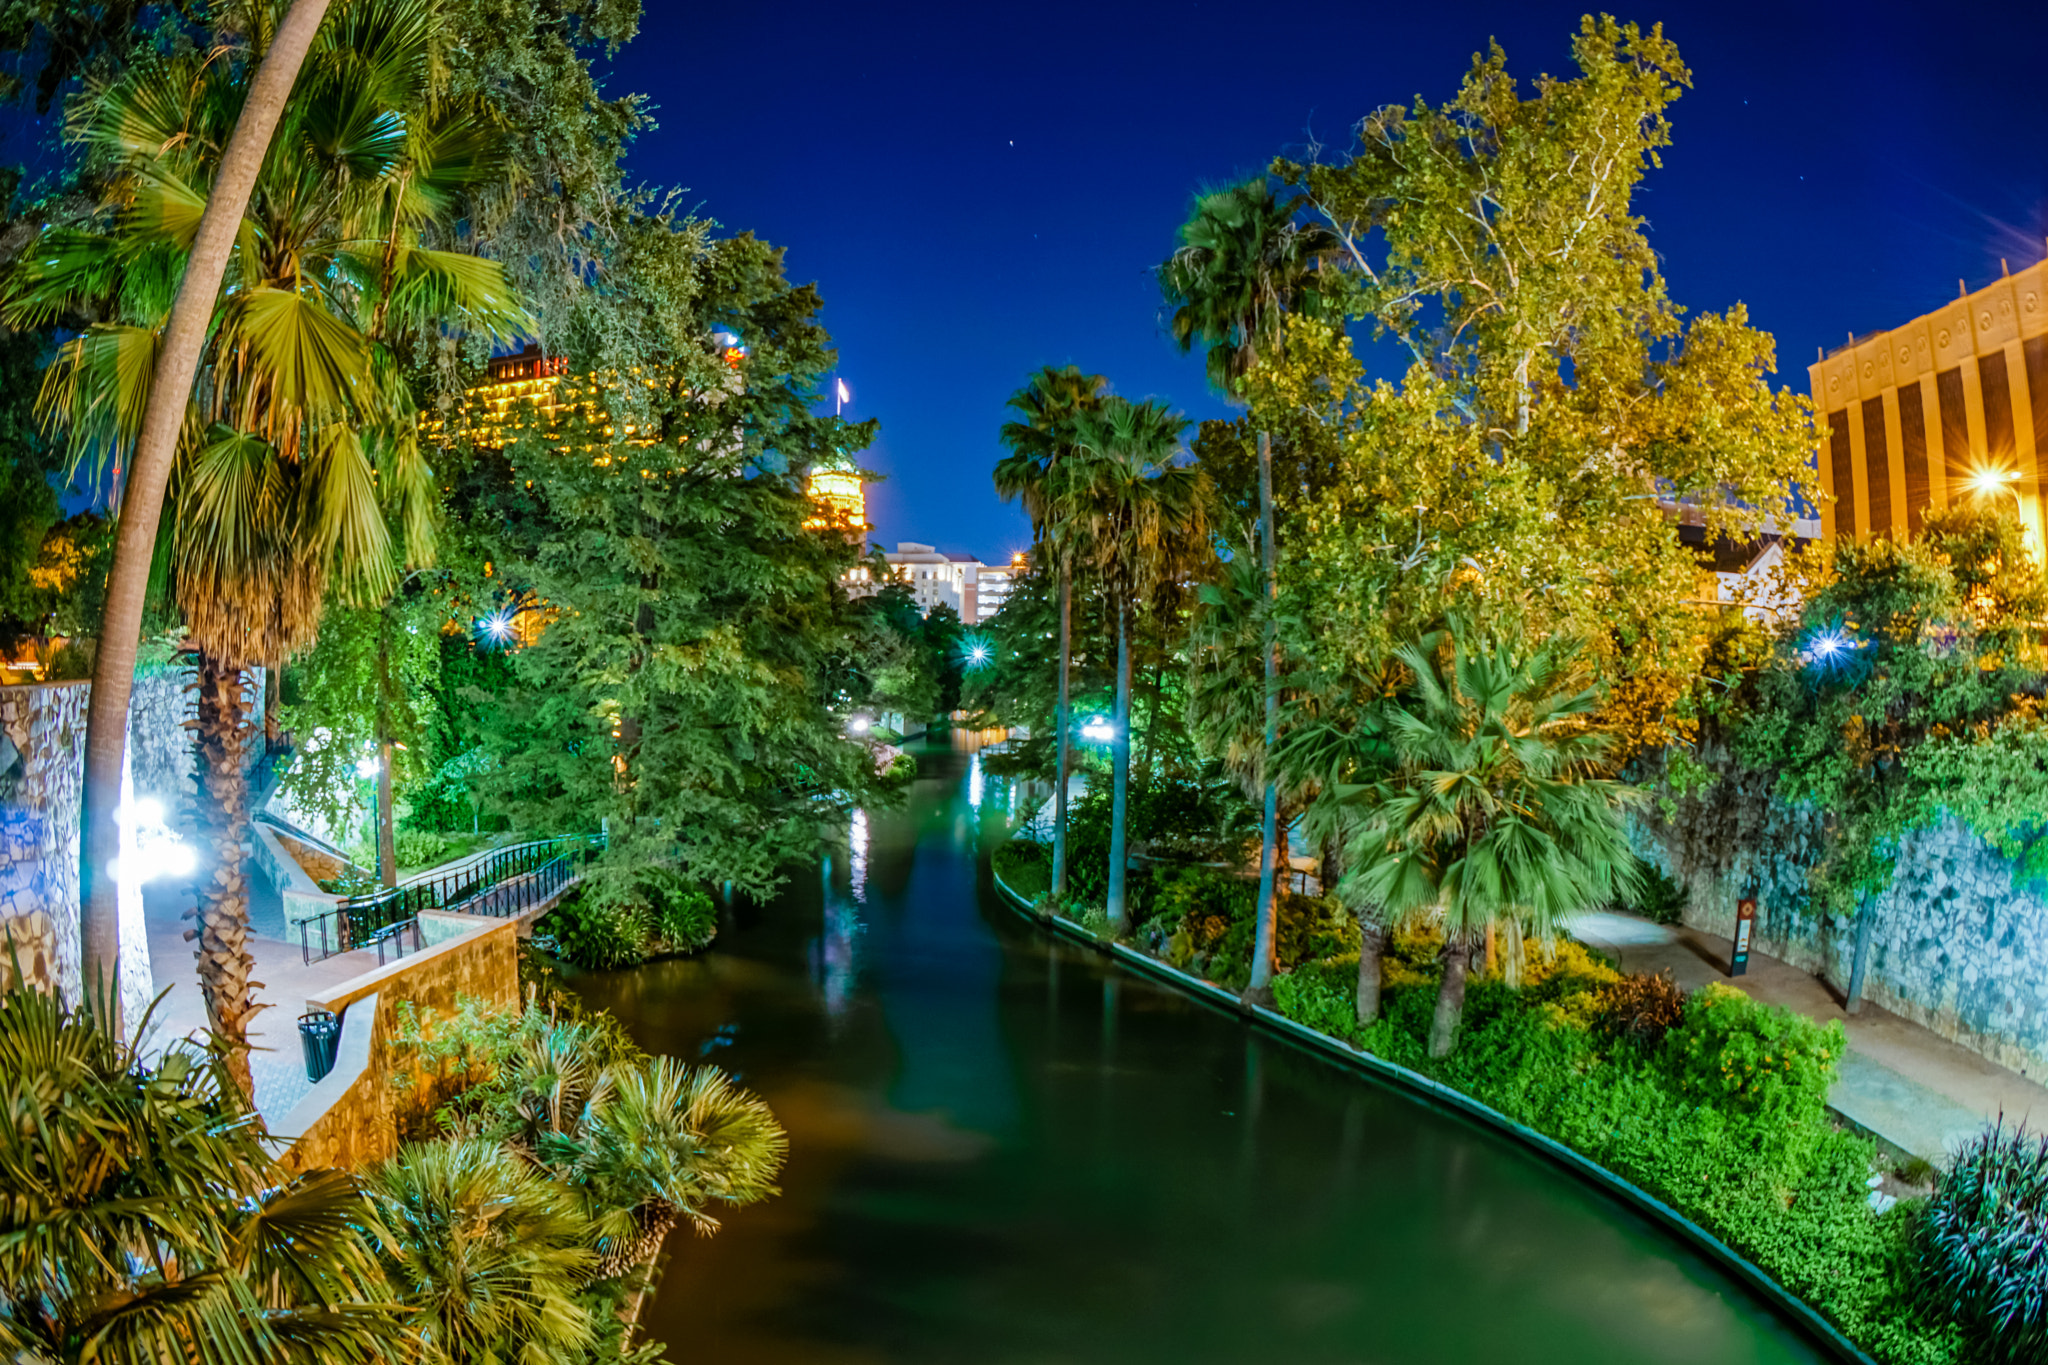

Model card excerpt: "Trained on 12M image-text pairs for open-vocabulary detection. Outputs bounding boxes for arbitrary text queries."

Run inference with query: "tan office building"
[1807,258,2048,555]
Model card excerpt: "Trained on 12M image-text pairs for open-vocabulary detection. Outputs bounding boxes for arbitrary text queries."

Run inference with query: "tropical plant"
[1055,396,1209,929]
[366,1137,600,1365]
[995,364,1110,895]
[551,1059,787,1281]
[1161,177,1335,1006]
[48,0,334,1034]
[0,982,391,1364]
[8,0,526,1083]
[1338,615,1641,1056]
[1922,1119,2048,1362]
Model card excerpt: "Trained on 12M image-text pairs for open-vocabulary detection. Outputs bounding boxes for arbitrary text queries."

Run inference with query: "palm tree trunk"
[191,653,258,1099]
[1245,428,1280,1009]
[1105,602,1132,932]
[74,0,335,1021]
[1356,917,1386,1026]
[1051,568,1071,895]
[1428,935,1474,1059]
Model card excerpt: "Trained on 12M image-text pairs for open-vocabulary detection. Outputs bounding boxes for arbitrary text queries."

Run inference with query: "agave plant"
[0,982,392,1365]
[5,0,527,1094]
[1923,1119,2048,1362]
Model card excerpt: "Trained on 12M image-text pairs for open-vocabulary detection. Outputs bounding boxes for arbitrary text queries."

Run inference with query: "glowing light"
[356,754,382,780]
[114,795,195,884]
[483,610,514,641]
[960,633,994,671]
[1081,715,1115,743]
[848,715,871,735]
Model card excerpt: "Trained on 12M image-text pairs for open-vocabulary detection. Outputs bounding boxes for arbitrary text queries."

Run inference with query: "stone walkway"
[1573,911,2047,1162]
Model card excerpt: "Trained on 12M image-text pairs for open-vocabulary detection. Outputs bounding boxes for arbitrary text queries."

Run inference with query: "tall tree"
[12,0,524,1083]
[995,364,1108,896]
[1161,178,1334,1006]
[1341,615,1640,1056]
[1058,397,1209,930]
[41,0,334,1031]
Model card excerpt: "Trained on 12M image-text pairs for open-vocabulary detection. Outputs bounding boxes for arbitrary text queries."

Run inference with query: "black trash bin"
[299,1009,341,1083]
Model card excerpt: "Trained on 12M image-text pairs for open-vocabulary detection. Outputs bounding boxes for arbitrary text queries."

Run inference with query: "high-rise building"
[1808,258,2047,555]
[974,552,1027,623]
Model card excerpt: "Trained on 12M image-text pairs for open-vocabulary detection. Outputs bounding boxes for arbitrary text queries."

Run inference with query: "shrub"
[394,829,446,868]
[1664,982,1844,1133]
[1619,854,1688,924]
[993,838,1051,900]
[883,752,918,783]
[1593,970,1686,1047]
[549,884,654,970]
[1274,955,1362,1041]
[1922,1120,2048,1362]
[652,879,717,954]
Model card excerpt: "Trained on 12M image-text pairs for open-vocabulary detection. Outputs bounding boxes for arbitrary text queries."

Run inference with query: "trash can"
[298,1009,341,1083]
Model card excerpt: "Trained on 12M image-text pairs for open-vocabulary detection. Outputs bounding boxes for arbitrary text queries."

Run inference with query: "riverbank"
[987,837,1969,1365]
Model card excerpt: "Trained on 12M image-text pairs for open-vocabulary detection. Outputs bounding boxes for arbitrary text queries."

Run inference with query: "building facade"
[974,554,1026,624]
[1807,258,2048,554]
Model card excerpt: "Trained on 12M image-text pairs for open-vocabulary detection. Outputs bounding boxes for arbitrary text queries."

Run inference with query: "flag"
[836,378,851,406]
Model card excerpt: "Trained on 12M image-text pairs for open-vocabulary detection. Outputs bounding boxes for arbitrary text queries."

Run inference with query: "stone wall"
[272,913,521,1174]
[1639,748,2048,1079]
[0,664,262,1003]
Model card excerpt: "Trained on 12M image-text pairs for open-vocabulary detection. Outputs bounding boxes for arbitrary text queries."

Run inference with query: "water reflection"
[571,737,1826,1365]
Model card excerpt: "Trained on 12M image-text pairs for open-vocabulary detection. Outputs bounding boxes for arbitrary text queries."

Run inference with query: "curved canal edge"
[985,847,1878,1365]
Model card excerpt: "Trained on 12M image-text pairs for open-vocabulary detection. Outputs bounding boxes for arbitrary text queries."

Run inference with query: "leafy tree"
[1729,504,2048,1010]
[464,231,879,900]
[0,983,391,1364]
[1056,397,1210,929]
[1339,615,1640,1056]
[995,364,1109,894]
[1162,180,1334,1005]
[1269,17,1813,759]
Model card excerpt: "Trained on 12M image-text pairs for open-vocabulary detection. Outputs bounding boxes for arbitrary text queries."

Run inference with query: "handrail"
[300,832,604,964]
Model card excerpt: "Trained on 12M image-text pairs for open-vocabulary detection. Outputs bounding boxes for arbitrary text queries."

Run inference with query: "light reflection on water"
[572,735,1826,1365]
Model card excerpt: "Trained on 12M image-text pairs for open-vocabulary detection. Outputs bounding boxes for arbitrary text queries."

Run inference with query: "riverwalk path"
[1573,911,2047,1162]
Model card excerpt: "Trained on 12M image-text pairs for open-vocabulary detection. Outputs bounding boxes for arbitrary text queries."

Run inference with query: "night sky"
[608,0,2048,564]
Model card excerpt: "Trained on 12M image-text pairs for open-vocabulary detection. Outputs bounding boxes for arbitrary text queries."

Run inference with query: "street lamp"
[847,714,871,736]
[1080,715,1116,743]
[1969,466,2023,510]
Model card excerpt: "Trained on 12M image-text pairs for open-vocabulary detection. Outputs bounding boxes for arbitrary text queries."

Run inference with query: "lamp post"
[1969,466,2023,512]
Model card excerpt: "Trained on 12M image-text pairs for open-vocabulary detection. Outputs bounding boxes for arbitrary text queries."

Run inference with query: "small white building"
[879,543,981,619]
[974,553,1027,623]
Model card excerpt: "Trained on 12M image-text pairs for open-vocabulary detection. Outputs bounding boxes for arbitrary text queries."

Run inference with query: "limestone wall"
[1639,749,2048,1079]
[0,664,263,1002]
[271,913,521,1174]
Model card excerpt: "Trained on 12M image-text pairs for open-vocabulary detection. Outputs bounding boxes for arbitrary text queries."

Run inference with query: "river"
[568,736,1827,1365]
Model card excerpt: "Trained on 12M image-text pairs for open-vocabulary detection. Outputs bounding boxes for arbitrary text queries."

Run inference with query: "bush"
[994,838,1051,900]
[883,752,918,783]
[548,884,652,970]
[1663,982,1844,1148]
[1923,1120,2048,1361]
[1593,970,1686,1047]
[395,829,447,869]
[1619,853,1688,924]
[650,875,716,954]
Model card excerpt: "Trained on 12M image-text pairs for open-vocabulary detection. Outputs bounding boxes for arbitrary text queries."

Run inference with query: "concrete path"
[1573,911,2047,1162]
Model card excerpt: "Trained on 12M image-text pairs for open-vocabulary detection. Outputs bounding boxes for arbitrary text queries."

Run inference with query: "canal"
[569,737,1827,1365]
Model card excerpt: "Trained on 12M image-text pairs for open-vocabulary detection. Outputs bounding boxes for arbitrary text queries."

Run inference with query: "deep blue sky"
[606,1,2047,564]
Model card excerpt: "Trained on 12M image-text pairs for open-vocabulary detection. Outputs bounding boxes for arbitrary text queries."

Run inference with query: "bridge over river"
[567,735,1829,1365]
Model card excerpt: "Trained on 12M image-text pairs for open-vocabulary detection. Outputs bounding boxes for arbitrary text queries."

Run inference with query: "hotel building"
[1807,258,2048,554]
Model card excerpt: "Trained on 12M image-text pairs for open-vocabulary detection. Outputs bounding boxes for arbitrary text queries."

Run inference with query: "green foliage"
[1591,969,1686,1047]
[1617,854,1688,925]
[1259,952,1960,1362]
[546,865,718,970]
[0,984,392,1364]
[367,1137,601,1365]
[882,752,918,784]
[1267,18,1814,758]
[1922,1120,2048,1362]
[1729,504,2048,912]
[992,837,1052,901]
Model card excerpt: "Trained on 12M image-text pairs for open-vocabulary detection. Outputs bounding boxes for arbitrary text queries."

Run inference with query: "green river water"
[567,735,1829,1365]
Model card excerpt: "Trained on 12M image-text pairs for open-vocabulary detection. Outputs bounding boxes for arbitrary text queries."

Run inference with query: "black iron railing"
[299,833,604,964]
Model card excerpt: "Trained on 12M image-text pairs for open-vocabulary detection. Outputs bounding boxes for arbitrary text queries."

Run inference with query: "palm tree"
[0,982,392,1364]
[1340,615,1641,1057]
[58,0,334,1029]
[9,0,525,1089]
[1057,397,1209,930]
[995,365,1108,896]
[366,1137,600,1365]
[1161,178,1336,1006]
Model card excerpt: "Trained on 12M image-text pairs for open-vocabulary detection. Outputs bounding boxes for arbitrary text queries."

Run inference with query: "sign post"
[1731,898,1756,977]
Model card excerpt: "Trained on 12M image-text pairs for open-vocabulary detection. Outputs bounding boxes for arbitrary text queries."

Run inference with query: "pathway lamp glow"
[1969,466,2023,510]
[114,796,194,883]
[1080,715,1116,744]
[961,633,994,671]
[848,714,872,736]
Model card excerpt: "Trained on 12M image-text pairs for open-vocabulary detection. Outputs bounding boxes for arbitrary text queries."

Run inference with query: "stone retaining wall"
[1639,750,2048,1080]
[271,912,521,1174]
[0,664,262,1003]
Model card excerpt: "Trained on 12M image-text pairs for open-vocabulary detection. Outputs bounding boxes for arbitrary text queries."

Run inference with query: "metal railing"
[299,833,604,964]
